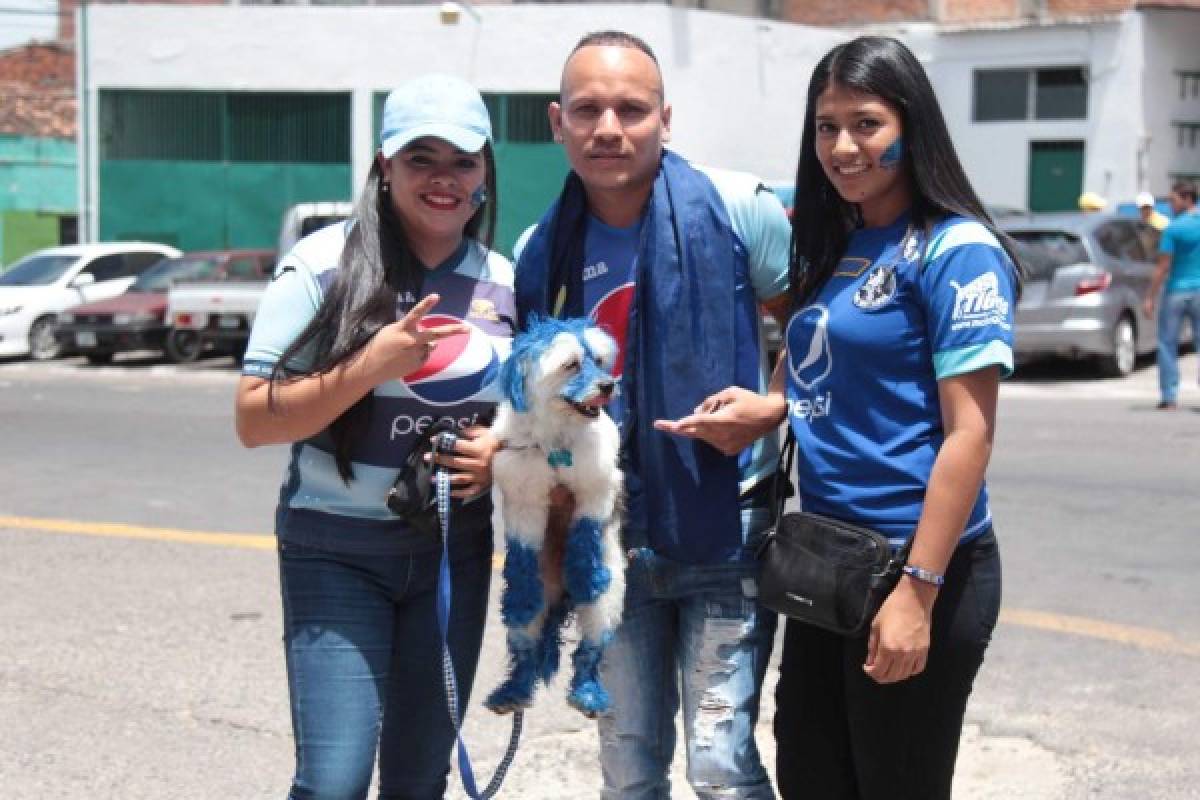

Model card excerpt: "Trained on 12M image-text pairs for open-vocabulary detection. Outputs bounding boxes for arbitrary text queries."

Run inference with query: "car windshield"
[0,254,78,286]
[1008,231,1089,279]
[299,215,347,238]
[130,256,221,292]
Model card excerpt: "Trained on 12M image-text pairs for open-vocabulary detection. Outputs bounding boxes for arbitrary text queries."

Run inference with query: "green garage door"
[98,91,352,251]
[1028,140,1085,213]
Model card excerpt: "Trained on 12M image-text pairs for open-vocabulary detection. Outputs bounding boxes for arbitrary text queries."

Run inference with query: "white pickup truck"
[166,204,351,362]
[166,278,270,362]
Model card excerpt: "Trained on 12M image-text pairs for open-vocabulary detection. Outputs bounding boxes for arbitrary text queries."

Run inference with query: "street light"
[439,0,481,25]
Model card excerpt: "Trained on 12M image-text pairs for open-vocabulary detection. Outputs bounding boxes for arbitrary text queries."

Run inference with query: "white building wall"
[896,17,1143,211]
[79,3,846,235]
[1141,9,1200,194]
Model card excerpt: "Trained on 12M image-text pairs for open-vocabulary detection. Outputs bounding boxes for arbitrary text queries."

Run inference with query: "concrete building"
[777,0,1200,212]
[77,3,845,253]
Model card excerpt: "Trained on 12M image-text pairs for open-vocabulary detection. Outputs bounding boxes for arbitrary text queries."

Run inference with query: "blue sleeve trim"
[241,360,275,379]
[934,341,1014,380]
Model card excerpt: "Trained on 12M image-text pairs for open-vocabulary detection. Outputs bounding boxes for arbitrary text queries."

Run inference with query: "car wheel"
[165,329,202,364]
[28,316,62,361]
[85,352,114,365]
[1099,314,1136,378]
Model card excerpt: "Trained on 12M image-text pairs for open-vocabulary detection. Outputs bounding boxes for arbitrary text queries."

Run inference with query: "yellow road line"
[999,608,1200,658]
[0,515,506,566]
[0,515,276,550]
[3,515,1195,656]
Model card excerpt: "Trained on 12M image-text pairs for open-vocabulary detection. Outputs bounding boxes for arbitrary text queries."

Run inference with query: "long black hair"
[268,144,498,482]
[789,36,1023,307]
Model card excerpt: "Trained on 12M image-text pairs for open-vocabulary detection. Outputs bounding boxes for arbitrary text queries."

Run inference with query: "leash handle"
[434,433,522,799]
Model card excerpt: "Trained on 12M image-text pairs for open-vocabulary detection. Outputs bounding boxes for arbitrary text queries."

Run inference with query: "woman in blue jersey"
[774,36,1023,799]
[656,36,1021,799]
[234,75,513,799]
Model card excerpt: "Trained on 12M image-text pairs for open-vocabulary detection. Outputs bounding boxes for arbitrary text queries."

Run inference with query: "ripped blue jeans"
[597,539,778,799]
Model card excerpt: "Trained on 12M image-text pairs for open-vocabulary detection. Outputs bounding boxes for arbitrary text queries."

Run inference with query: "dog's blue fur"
[500,538,543,628]
[486,316,623,717]
[499,315,609,413]
[563,517,611,604]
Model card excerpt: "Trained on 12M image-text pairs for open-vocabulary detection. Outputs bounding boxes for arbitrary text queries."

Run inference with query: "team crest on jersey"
[403,314,500,406]
[468,297,500,322]
[853,265,897,310]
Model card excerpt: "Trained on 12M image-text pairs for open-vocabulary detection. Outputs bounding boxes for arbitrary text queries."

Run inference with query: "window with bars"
[99,90,351,163]
[1178,71,1200,101]
[973,67,1087,122]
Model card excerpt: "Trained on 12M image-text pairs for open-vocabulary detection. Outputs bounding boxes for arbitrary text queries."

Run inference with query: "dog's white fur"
[488,323,625,713]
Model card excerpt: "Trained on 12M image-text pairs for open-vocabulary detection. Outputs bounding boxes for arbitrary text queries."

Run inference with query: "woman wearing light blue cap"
[235,74,513,799]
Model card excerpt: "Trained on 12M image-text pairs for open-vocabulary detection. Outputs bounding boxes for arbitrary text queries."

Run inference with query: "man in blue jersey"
[1144,179,1200,410]
[514,30,792,800]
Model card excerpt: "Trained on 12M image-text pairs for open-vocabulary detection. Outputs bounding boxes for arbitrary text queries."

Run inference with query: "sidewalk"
[445,624,1069,799]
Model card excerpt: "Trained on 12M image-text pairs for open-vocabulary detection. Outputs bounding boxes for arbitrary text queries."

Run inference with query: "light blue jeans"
[597,512,778,800]
[1157,289,1200,404]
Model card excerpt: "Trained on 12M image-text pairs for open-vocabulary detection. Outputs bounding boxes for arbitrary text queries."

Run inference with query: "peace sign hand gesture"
[364,293,468,383]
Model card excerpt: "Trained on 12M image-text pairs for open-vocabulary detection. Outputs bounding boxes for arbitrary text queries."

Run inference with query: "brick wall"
[939,0,1024,22]
[1046,0,1134,14]
[780,0,1146,24]
[779,0,930,26]
[0,43,75,138]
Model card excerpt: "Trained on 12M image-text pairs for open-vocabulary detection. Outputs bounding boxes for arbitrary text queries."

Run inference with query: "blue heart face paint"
[879,136,904,170]
[470,185,488,207]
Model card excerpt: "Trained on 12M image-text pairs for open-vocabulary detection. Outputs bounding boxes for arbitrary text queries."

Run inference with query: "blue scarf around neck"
[515,151,741,561]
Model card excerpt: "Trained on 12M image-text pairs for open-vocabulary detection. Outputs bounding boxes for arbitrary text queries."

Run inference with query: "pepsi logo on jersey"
[589,283,634,379]
[403,313,501,406]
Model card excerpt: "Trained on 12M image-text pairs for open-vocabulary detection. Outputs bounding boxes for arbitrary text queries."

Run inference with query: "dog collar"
[546,449,573,468]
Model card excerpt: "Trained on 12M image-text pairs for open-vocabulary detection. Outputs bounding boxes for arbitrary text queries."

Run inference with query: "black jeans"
[773,530,1001,800]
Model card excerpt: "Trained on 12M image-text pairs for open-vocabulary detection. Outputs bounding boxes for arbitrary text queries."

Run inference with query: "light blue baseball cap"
[380,74,492,158]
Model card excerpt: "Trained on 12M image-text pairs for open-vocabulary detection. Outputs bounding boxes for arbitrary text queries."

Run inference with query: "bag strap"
[434,432,522,798]
[768,426,796,526]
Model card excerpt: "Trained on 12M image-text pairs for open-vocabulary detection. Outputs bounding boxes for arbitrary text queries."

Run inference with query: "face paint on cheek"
[470,185,488,207]
[879,137,904,170]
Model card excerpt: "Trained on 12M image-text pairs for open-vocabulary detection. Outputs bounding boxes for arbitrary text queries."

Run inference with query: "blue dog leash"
[434,431,523,799]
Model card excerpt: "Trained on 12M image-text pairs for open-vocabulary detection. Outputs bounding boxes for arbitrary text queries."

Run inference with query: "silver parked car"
[1003,212,1162,377]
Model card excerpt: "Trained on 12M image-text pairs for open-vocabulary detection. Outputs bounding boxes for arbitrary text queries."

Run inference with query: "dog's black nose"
[597,380,615,396]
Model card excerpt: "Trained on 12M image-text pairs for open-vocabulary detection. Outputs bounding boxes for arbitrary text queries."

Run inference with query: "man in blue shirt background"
[1144,179,1200,410]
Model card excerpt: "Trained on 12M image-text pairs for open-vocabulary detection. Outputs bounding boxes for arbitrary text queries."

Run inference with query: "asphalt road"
[1,351,1198,799]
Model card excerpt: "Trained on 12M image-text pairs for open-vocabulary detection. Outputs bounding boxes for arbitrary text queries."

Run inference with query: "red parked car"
[55,249,275,364]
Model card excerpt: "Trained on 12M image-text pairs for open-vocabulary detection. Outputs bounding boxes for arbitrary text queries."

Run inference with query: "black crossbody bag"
[756,429,911,637]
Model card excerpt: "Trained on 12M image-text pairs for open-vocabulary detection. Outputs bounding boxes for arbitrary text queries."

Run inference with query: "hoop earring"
[381,181,391,194]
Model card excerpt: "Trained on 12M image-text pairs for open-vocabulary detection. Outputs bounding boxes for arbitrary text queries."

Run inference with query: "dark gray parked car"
[1002,212,1161,377]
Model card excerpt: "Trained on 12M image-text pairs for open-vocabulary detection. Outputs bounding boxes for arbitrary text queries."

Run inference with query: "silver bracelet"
[902,564,945,586]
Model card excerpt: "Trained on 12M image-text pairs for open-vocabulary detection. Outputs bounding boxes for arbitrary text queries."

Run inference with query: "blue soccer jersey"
[243,221,516,545]
[784,213,1017,546]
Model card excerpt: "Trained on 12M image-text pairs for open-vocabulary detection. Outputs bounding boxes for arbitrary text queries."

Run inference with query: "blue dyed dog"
[485,317,625,718]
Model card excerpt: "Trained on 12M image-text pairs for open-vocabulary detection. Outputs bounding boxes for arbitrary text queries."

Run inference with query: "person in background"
[1078,191,1107,212]
[1137,191,1170,232]
[234,74,513,799]
[1143,179,1200,410]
